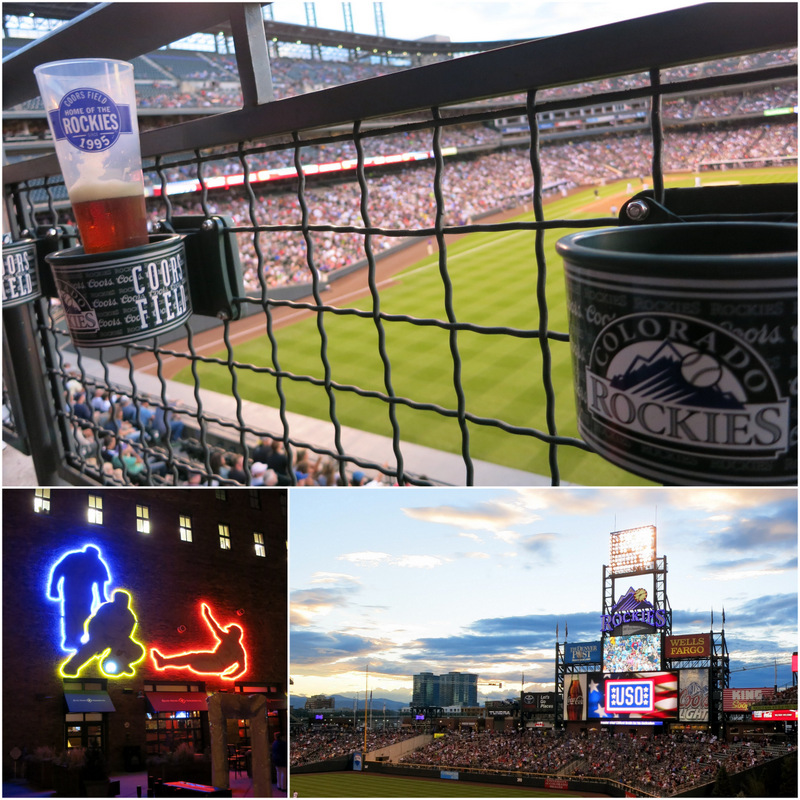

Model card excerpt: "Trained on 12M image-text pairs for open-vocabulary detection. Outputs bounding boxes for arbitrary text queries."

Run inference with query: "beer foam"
[69,179,145,203]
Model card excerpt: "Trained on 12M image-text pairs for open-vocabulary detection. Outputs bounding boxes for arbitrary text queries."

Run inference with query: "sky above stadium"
[290,487,797,705]
[271,1,697,42]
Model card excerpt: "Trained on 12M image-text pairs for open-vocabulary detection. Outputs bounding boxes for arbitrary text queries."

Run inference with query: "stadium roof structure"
[3,1,534,57]
[2,2,96,21]
[214,19,534,58]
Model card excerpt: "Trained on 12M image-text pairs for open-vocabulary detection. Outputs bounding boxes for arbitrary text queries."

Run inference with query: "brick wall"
[2,487,287,774]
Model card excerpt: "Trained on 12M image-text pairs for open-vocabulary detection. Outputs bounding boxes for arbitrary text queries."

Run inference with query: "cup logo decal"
[48,88,132,153]
[47,236,191,347]
[55,279,100,332]
[586,313,790,456]
[3,242,40,305]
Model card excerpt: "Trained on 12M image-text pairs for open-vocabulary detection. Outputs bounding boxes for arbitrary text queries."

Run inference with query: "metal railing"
[2,2,797,486]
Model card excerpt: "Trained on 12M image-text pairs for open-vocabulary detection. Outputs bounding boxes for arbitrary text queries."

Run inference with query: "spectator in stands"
[70,392,93,423]
[227,454,247,484]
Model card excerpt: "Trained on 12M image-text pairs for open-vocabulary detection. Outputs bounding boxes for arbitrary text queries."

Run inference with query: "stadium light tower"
[602,525,672,640]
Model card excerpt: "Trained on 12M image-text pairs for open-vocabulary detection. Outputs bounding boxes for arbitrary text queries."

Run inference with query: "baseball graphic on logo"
[680,351,723,388]
[634,588,648,602]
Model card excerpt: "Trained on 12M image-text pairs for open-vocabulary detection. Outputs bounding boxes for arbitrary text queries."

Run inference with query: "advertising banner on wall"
[752,709,797,721]
[583,671,678,721]
[537,692,556,712]
[723,688,775,711]
[679,668,709,722]
[565,641,602,665]
[564,674,588,721]
[666,634,711,659]
[524,692,556,712]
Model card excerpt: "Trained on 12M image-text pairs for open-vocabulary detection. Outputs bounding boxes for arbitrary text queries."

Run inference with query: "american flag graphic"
[588,671,678,720]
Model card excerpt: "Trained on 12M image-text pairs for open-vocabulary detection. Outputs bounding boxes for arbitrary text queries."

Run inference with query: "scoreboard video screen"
[586,671,678,721]
[603,633,662,672]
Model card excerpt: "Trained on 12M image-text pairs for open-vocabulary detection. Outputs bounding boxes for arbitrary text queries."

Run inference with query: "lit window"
[254,532,265,558]
[34,488,51,514]
[215,489,227,500]
[179,515,192,543]
[88,495,103,525]
[219,524,231,550]
[136,505,151,534]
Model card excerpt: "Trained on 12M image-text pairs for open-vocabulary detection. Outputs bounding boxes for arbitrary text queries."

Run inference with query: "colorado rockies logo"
[48,88,133,153]
[585,313,790,456]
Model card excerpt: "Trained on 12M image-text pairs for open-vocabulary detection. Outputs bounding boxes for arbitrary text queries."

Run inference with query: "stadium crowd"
[396,728,788,795]
[290,728,417,767]
[287,725,793,795]
[152,120,796,293]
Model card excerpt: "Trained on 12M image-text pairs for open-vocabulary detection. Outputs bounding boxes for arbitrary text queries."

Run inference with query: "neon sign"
[151,603,248,680]
[59,589,146,679]
[47,544,112,651]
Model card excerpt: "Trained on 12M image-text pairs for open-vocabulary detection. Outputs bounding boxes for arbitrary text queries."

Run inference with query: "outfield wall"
[360,761,643,797]
[355,752,797,798]
[291,754,353,775]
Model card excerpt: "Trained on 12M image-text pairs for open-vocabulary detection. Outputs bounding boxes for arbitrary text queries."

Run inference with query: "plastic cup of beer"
[34,58,149,254]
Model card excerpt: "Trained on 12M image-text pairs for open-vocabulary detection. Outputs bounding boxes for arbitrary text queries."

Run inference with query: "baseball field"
[288,771,594,797]
[173,167,795,484]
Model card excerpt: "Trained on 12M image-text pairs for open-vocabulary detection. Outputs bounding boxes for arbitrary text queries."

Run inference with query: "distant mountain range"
[291,694,408,711]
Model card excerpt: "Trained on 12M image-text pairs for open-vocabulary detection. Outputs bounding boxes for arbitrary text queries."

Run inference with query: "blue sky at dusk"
[290,487,797,703]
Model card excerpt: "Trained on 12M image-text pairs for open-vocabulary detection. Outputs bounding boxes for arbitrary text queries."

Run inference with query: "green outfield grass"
[289,771,591,797]
[175,166,796,484]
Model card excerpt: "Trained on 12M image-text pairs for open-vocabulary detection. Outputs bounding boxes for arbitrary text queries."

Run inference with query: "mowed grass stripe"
[175,167,796,484]
[289,772,589,797]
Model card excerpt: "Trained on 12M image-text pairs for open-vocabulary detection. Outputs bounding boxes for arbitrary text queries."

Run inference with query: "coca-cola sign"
[679,668,709,722]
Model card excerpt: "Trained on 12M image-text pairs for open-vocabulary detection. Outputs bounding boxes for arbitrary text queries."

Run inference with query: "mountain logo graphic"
[584,313,789,455]
[611,586,654,614]
[55,279,99,333]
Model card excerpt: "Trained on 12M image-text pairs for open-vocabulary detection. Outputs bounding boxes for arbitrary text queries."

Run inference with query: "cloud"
[698,553,796,581]
[336,551,447,570]
[402,500,537,542]
[290,585,359,626]
[310,572,361,585]
[724,593,797,629]
[291,573,363,626]
[712,503,797,552]
[674,489,796,515]
[470,612,599,643]
[290,630,385,666]
[518,532,556,559]
[395,555,445,569]
[337,551,390,567]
